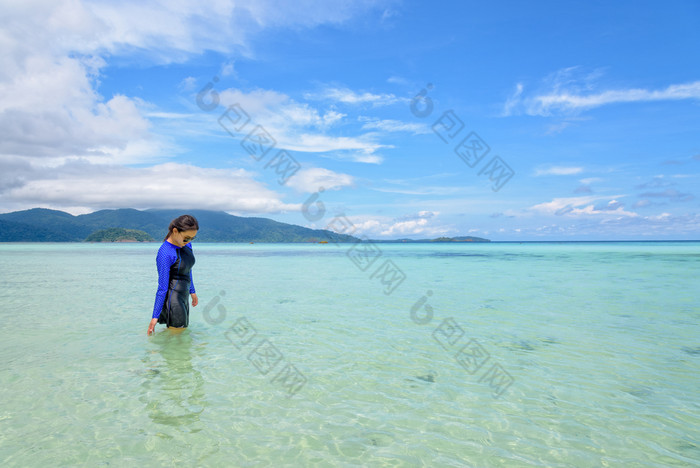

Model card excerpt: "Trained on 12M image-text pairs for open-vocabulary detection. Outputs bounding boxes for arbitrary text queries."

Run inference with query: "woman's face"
[172,228,197,247]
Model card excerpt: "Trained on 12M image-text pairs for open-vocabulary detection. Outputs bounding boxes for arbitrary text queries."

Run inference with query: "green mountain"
[85,228,154,242]
[0,208,491,243]
[0,208,93,240]
[0,208,360,243]
[0,218,75,242]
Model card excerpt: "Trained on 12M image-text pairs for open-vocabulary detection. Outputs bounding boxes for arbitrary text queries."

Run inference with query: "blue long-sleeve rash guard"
[152,241,196,319]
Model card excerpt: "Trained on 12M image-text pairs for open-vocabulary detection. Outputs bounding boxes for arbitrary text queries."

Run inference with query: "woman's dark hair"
[164,214,199,241]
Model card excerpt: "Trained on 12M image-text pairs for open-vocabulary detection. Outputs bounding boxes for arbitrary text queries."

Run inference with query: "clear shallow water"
[1,241,699,467]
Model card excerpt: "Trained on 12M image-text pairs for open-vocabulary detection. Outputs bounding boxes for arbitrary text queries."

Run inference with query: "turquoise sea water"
[1,241,699,467]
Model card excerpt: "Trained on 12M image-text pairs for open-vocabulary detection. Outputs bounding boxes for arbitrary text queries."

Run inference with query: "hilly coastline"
[0,208,358,243]
[0,208,490,243]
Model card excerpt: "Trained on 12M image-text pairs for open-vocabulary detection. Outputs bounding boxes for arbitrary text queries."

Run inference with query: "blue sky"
[1,0,699,240]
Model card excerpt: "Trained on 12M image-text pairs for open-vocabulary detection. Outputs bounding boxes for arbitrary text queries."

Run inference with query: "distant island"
[373,236,490,243]
[0,208,490,243]
[84,228,154,243]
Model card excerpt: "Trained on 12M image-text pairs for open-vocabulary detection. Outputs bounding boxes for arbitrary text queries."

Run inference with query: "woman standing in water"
[147,215,199,335]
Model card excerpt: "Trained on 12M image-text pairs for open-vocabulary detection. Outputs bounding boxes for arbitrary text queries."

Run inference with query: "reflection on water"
[140,329,206,433]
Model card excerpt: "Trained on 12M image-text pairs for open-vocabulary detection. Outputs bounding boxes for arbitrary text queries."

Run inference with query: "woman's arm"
[148,244,176,335]
[147,318,158,336]
[188,244,197,307]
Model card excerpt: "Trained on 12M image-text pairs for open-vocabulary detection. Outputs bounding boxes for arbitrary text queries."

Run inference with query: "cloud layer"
[0,0,390,214]
[2,160,297,214]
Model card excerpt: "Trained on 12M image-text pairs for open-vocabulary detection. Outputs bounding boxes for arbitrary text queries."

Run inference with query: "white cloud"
[3,161,296,214]
[85,1,390,60]
[220,59,237,78]
[639,189,694,201]
[530,195,638,218]
[359,117,430,134]
[386,76,409,86]
[503,83,523,116]
[504,67,700,117]
[146,111,192,119]
[527,212,700,238]
[380,211,446,237]
[0,43,153,161]
[529,195,598,215]
[534,166,584,176]
[218,88,387,161]
[532,81,700,114]
[237,0,394,29]
[306,87,404,106]
[380,218,431,236]
[286,134,386,156]
[372,185,464,196]
[285,167,354,193]
[635,175,673,189]
[335,211,450,238]
[179,76,197,92]
[0,0,252,165]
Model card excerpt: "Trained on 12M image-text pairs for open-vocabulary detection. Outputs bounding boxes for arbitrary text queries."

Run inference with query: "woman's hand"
[191,293,199,307]
[147,318,158,336]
